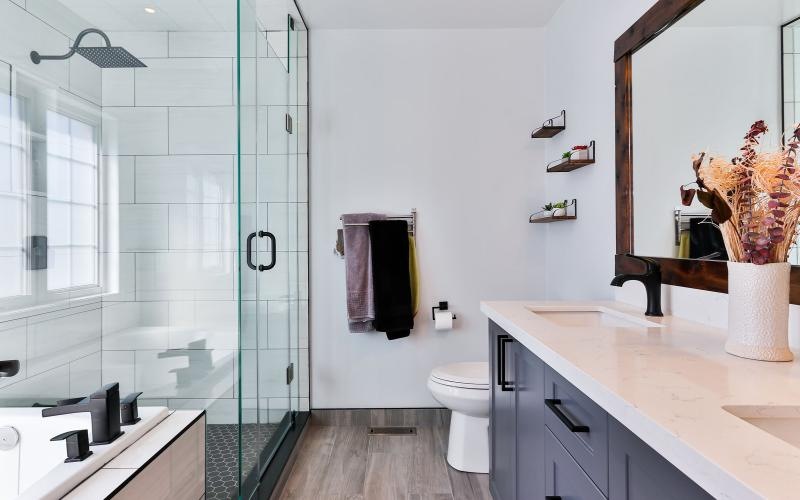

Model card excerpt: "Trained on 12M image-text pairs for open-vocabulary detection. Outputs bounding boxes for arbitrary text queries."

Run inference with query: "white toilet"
[427,361,490,474]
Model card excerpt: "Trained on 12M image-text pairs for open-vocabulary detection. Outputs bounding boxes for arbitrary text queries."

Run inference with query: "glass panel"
[0,62,27,303]
[0,57,103,408]
[288,10,309,411]
[238,0,261,496]
[238,0,307,492]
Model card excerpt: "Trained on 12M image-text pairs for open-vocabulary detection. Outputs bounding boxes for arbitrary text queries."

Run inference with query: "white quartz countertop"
[481,300,800,500]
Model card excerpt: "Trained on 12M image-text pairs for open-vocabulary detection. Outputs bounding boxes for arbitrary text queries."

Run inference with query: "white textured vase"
[726,261,793,362]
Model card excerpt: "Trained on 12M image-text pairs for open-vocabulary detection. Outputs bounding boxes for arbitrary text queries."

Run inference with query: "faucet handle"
[57,397,87,407]
[624,253,661,273]
[121,392,143,426]
[51,429,93,463]
[91,382,119,400]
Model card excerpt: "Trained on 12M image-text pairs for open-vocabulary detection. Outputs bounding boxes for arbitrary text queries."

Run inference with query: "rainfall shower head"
[73,46,146,69]
[30,28,146,69]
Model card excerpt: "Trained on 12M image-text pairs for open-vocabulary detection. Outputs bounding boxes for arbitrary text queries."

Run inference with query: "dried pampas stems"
[681,121,800,265]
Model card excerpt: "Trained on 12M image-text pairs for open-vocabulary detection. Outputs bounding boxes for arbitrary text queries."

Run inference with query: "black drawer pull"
[545,497,562,500]
[545,398,589,433]
[497,335,515,391]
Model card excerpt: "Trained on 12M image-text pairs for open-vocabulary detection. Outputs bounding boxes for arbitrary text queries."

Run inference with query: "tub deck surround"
[8,406,169,500]
[64,410,205,499]
[480,300,800,500]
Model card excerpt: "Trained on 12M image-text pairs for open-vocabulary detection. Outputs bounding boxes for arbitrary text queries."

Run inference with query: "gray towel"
[343,213,386,332]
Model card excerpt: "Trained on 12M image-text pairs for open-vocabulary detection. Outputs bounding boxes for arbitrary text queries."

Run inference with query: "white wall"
[310,29,548,408]
[541,0,658,301]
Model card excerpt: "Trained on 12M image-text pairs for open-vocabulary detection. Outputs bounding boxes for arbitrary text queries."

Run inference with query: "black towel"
[368,220,414,340]
[689,218,728,261]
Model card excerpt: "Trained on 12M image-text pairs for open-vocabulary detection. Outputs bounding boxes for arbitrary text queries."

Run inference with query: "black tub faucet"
[610,254,663,317]
[42,383,123,445]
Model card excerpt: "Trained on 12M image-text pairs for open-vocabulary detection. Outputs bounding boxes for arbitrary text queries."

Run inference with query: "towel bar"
[335,209,417,257]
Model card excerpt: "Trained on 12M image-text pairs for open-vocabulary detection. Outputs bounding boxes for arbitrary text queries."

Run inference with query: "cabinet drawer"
[544,367,608,495]
[545,427,605,500]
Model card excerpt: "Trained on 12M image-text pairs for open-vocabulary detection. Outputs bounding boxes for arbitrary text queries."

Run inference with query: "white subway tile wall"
[0,1,309,424]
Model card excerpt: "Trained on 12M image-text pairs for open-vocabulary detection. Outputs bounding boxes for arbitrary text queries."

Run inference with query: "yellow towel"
[678,231,690,259]
[409,235,420,317]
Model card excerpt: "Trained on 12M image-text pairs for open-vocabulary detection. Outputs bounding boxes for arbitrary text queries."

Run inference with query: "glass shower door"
[236,1,297,497]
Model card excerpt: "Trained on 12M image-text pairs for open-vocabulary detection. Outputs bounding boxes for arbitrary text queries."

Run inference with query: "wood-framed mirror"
[615,0,800,303]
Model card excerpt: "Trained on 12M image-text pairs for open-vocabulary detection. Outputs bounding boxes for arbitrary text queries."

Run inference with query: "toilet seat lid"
[431,362,489,388]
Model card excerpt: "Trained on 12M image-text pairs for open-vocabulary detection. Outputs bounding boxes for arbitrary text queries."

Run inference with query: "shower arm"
[31,28,112,64]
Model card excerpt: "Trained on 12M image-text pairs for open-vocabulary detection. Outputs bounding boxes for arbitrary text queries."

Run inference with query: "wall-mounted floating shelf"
[529,199,577,223]
[546,140,596,173]
[531,110,566,138]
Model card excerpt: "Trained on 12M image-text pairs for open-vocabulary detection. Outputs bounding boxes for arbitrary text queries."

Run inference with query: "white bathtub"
[0,406,169,500]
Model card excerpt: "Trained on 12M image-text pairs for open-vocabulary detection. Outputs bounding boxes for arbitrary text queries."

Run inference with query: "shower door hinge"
[286,363,294,385]
[285,113,293,134]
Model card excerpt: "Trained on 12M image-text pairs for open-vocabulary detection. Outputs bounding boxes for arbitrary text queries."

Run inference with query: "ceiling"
[47,0,560,32]
[52,0,302,32]
[294,0,564,29]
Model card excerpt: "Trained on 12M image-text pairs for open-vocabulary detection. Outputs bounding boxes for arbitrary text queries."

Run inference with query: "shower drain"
[368,426,417,435]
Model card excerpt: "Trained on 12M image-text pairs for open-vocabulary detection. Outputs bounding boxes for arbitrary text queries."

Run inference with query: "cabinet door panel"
[608,418,713,500]
[490,321,516,500]
[545,427,606,500]
[514,343,546,499]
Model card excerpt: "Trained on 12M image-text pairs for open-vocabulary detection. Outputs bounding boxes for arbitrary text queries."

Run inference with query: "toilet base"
[446,412,489,474]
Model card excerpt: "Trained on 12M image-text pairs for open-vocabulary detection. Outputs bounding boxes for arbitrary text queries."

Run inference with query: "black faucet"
[610,254,663,317]
[42,383,123,445]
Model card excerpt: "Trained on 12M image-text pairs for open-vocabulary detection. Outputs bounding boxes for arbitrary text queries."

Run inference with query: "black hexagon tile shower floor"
[206,423,280,499]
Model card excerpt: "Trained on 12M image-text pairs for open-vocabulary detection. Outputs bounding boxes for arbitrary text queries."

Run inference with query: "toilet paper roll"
[434,310,454,330]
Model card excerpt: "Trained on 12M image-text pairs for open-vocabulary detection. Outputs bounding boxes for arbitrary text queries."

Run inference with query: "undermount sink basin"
[526,305,664,329]
[724,406,800,449]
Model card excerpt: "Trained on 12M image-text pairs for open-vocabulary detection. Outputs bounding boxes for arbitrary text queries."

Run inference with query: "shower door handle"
[259,231,277,271]
[246,232,258,271]
[247,231,277,271]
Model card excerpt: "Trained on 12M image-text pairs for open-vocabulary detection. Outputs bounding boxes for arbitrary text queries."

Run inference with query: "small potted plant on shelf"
[571,144,590,161]
[679,120,800,362]
[541,202,554,218]
[551,200,568,217]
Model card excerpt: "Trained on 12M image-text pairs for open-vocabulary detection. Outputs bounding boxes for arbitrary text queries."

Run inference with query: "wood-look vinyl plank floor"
[276,415,490,500]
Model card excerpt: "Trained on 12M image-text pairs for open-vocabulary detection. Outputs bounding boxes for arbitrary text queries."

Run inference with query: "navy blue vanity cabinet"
[608,418,713,500]
[489,321,713,500]
[489,321,546,500]
[490,321,517,500]
[513,340,546,499]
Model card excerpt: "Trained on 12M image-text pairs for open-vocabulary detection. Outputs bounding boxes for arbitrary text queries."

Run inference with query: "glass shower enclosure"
[0,0,308,498]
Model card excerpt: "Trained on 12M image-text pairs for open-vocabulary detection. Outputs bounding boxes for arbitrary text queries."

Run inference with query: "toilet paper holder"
[432,301,456,321]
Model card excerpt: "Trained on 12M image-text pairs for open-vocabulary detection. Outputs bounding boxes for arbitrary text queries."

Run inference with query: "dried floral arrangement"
[680,121,800,265]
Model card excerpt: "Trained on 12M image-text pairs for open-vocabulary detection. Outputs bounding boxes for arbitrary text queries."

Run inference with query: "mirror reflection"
[632,0,800,262]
